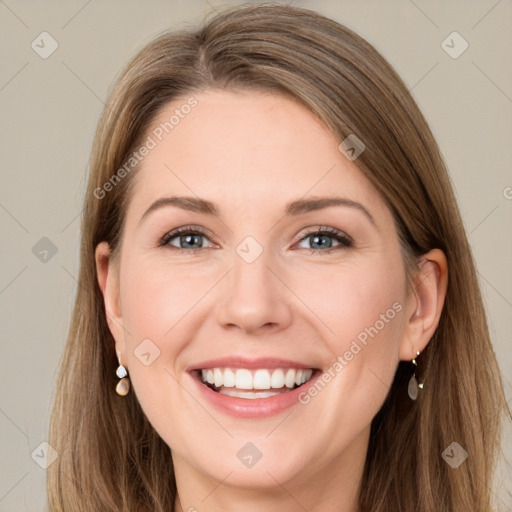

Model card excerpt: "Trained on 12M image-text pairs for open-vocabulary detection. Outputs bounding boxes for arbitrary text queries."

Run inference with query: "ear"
[399,248,448,361]
[95,241,127,361]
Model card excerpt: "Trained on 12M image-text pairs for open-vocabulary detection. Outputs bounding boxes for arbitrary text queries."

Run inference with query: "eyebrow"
[139,195,376,227]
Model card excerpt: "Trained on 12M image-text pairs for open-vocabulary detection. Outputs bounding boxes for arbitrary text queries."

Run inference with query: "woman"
[47,3,508,511]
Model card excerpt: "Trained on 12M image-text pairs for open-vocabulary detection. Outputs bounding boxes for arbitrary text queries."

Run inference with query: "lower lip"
[190,371,321,418]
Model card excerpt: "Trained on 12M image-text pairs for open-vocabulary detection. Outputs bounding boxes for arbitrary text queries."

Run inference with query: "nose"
[215,248,293,336]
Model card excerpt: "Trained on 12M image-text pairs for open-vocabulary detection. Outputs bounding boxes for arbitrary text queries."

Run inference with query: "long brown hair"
[47,4,508,511]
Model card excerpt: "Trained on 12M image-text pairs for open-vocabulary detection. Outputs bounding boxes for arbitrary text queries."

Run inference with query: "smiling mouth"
[195,367,316,399]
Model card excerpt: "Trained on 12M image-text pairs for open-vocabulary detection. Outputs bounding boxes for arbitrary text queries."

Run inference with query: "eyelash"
[158,225,353,255]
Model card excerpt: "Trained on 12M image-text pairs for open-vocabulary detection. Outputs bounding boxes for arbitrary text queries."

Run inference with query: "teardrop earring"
[407,351,424,401]
[115,354,130,396]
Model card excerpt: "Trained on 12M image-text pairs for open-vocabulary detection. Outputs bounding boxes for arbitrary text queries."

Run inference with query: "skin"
[96,89,448,512]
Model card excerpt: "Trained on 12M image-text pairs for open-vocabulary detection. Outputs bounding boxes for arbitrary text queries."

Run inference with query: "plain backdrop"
[1,1,511,510]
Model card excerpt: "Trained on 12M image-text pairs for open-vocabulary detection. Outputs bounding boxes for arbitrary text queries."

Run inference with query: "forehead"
[126,89,386,221]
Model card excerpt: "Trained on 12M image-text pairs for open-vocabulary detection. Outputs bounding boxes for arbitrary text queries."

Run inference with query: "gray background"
[1,1,511,510]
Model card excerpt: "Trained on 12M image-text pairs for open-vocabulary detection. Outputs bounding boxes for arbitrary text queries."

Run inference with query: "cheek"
[285,284,404,472]
[291,257,405,419]
[120,258,210,340]
[118,257,218,409]
[117,262,202,444]
[291,256,405,353]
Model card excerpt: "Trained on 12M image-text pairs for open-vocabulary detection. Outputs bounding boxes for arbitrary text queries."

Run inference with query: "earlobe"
[399,248,448,360]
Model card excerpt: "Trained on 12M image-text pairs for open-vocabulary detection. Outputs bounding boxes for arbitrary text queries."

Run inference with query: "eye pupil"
[310,234,332,249]
[181,234,202,248]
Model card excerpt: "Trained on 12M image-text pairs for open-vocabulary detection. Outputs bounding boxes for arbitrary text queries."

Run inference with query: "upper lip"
[187,356,317,372]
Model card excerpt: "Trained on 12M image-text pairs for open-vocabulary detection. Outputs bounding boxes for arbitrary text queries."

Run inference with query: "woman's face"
[99,89,419,499]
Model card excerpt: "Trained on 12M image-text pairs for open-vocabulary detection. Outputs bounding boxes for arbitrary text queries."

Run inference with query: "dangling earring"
[115,353,130,396]
[407,351,424,401]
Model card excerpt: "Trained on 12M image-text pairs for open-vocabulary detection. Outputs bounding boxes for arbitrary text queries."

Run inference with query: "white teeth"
[253,369,271,389]
[223,368,235,388]
[235,369,253,389]
[199,367,314,390]
[271,368,285,388]
[285,369,296,388]
[214,368,223,388]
